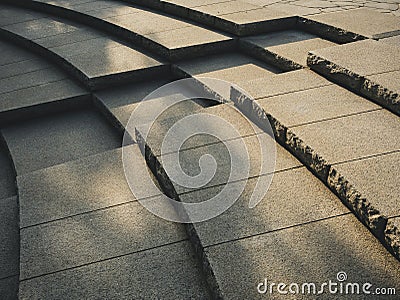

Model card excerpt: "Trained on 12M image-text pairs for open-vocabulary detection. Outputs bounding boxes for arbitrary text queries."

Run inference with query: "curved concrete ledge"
[5,0,234,62]
[0,4,169,91]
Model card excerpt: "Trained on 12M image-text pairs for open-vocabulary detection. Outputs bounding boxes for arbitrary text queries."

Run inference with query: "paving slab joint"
[230,85,400,261]
[134,124,225,299]
[308,53,400,116]
[297,17,368,44]
[238,39,303,72]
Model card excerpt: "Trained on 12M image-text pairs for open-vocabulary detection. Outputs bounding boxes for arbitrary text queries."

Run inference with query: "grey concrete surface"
[2,108,121,175]
[180,166,350,246]
[306,8,400,39]
[333,151,400,218]
[0,145,15,199]
[20,198,186,279]
[16,145,161,227]
[0,79,89,116]
[0,196,19,279]
[0,276,18,300]
[309,39,400,77]
[257,84,380,127]
[232,69,332,100]
[19,241,209,300]
[292,109,400,164]
[243,29,335,67]
[161,133,301,194]
[206,214,400,299]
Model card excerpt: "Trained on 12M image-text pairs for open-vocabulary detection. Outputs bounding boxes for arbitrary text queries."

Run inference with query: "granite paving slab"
[16,145,162,228]
[380,34,400,46]
[361,70,400,113]
[176,53,280,98]
[241,29,336,69]
[0,144,15,199]
[0,276,18,300]
[159,133,301,194]
[308,39,400,80]
[0,5,166,89]
[0,196,19,279]
[205,214,400,299]
[292,109,400,164]
[137,103,265,157]
[231,69,332,100]
[0,58,52,80]
[20,197,186,279]
[308,39,400,113]
[305,8,400,39]
[256,84,381,127]
[180,167,350,247]
[0,79,89,121]
[19,241,209,299]
[332,151,400,218]
[0,67,67,95]
[2,107,121,175]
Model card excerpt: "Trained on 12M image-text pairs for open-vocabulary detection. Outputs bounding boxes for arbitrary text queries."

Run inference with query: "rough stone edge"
[297,17,368,43]
[230,86,399,261]
[308,52,400,116]
[361,77,400,116]
[135,127,225,299]
[238,39,304,72]
[385,220,400,259]
[307,52,362,92]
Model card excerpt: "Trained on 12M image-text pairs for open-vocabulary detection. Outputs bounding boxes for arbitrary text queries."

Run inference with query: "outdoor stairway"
[138,102,400,299]
[0,40,89,124]
[0,4,167,90]
[0,1,399,299]
[308,39,400,115]
[5,0,234,61]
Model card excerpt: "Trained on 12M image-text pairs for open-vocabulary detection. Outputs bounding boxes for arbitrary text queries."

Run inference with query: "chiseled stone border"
[231,86,399,261]
[308,52,400,116]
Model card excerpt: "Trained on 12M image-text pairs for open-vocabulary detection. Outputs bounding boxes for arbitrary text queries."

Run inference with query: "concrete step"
[19,241,209,299]
[230,74,400,259]
[94,79,214,134]
[175,52,281,99]
[0,4,167,90]
[0,40,90,124]
[0,141,16,200]
[9,0,234,61]
[239,29,336,71]
[136,100,400,298]
[2,107,122,175]
[0,275,18,300]
[0,196,19,282]
[205,213,400,299]
[16,145,161,228]
[300,8,400,41]
[17,143,209,298]
[127,0,298,36]
[308,39,400,115]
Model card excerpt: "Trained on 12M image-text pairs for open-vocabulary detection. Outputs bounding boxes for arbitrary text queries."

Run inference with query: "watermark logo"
[257,272,396,296]
[122,78,276,223]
